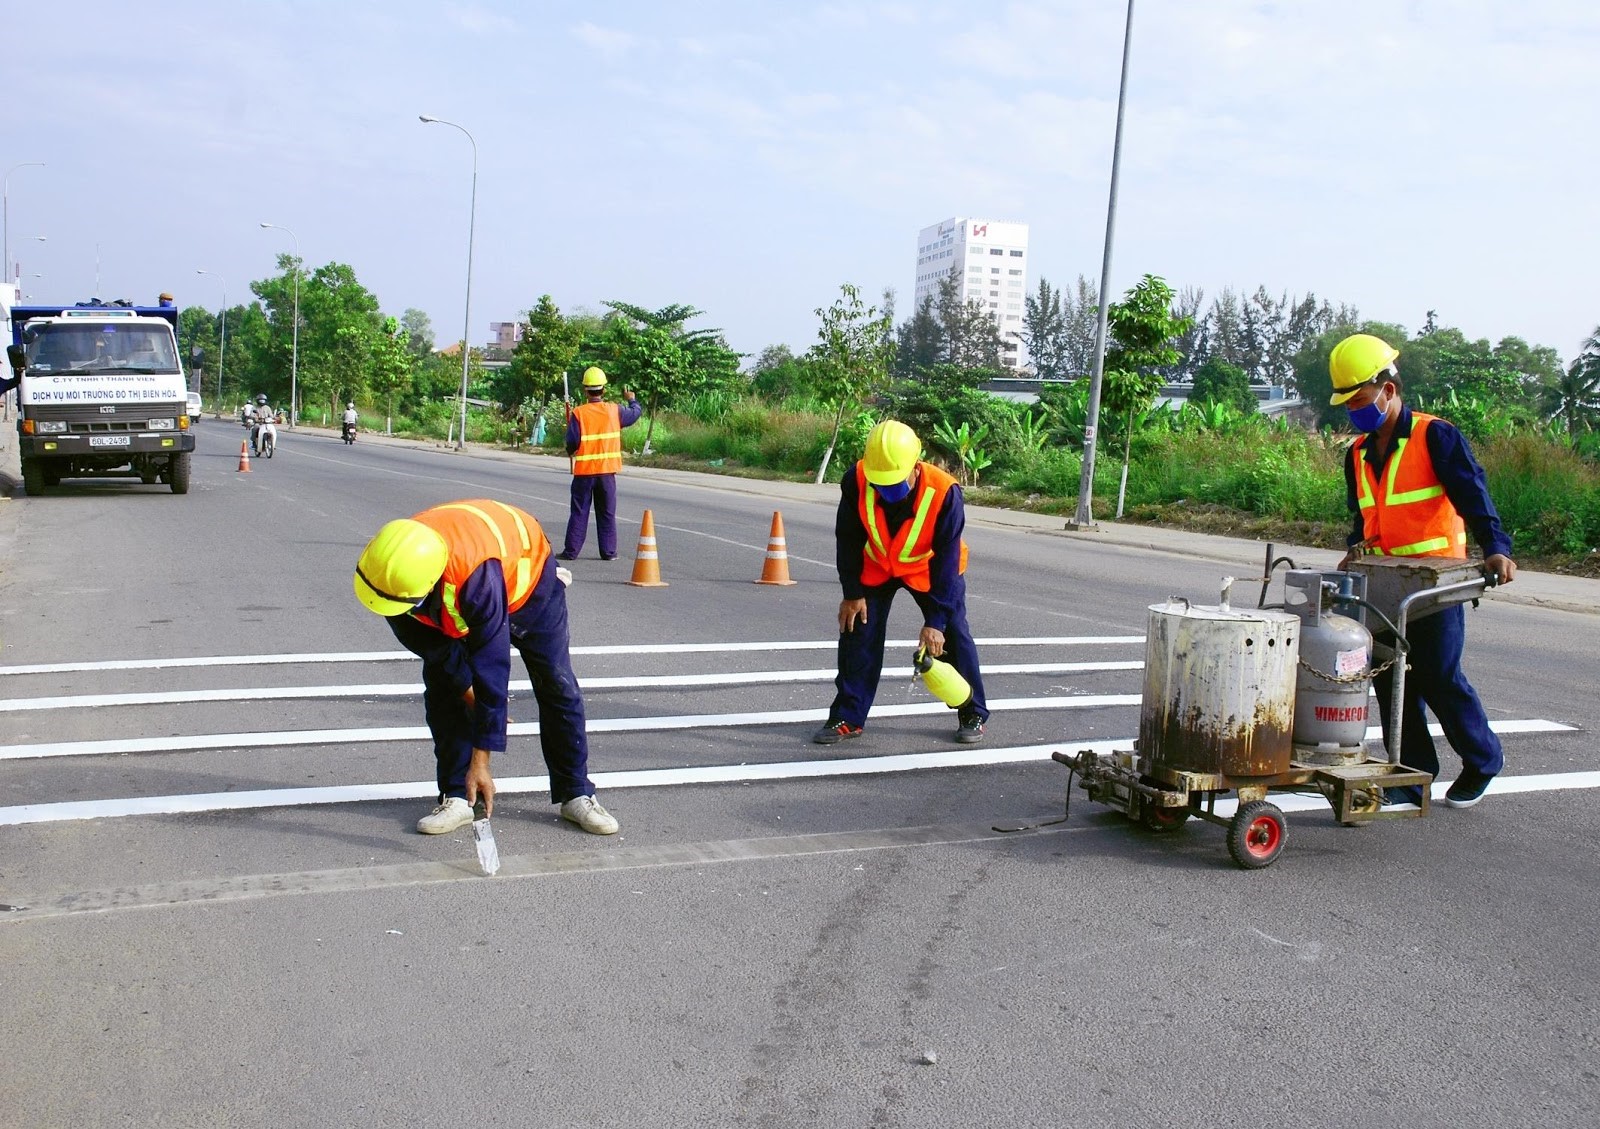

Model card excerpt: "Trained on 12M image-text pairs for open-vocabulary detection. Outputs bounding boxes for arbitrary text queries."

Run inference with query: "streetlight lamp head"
[259,222,273,229]
[419,114,437,123]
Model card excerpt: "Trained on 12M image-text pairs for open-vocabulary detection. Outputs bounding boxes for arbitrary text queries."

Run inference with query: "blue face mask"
[1346,391,1389,433]
[874,479,913,503]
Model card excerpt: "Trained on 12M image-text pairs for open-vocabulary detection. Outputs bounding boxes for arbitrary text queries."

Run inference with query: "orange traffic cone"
[237,441,252,473]
[627,509,668,587]
[755,511,797,586]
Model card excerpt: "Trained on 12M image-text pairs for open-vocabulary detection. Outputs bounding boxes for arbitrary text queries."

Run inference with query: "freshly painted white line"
[0,636,1144,677]
[0,737,1591,828]
[0,740,1119,825]
[0,694,1144,761]
[0,660,1146,713]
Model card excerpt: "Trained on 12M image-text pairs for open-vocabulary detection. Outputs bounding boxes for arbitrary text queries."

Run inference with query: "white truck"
[6,302,197,495]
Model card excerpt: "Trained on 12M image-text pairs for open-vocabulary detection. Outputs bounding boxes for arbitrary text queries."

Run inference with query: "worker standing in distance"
[353,498,620,836]
[1329,332,1516,809]
[815,419,989,746]
[558,366,641,561]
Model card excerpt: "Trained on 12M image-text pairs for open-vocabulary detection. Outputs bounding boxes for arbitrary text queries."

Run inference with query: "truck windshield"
[25,323,180,373]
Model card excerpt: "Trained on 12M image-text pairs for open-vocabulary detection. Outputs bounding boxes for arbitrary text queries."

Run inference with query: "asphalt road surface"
[1,422,1597,1128]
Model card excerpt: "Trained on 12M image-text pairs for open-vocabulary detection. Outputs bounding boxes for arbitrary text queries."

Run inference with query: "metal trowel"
[472,799,501,876]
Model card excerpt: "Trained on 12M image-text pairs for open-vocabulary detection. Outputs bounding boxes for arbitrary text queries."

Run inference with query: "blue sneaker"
[1445,769,1494,809]
[1383,785,1424,807]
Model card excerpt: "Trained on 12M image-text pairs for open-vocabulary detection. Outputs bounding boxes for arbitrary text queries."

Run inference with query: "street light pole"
[3,161,45,284]
[1070,0,1136,532]
[259,223,300,428]
[420,114,478,451]
[196,269,227,406]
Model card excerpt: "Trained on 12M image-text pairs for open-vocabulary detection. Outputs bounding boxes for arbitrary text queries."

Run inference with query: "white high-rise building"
[912,216,1030,369]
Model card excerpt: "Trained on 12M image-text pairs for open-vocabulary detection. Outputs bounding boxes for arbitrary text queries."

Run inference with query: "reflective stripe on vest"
[856,461,969,593]
[410,499,549,637]
[1352,414,1468,558]
[572,401,623,475]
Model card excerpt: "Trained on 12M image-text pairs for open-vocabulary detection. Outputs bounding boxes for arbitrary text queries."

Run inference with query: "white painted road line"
[0,731,1589,828]
[0,660,1146,713]
[0,636,1144,677]
[0,694,1145,761]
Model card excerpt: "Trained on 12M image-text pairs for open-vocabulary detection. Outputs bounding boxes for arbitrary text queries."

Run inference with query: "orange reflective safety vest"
[571,401,623,476]
[1351,414,1468,558]
[856,461,969,592]
[410,500,550,638]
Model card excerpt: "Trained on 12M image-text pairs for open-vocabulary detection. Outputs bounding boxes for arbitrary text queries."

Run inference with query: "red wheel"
[1227,800,1287,869]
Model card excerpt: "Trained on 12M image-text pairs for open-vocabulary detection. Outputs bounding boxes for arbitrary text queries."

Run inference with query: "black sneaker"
[1383,785,1424,807]
[555,551,579,561]
[1445,769,1494,809]
[812,720,863,745]
[955,710,986,744]
[600,554,618,561]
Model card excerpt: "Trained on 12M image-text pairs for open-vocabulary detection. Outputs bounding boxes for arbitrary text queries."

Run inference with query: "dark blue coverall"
[1345,404,1512,780]
[387,557,594,805]
[827,467,988,729]
[562,397,644,559]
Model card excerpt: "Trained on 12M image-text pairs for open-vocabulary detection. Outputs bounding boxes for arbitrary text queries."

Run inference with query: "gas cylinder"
[912,647,973,710]
[1282,569,1373,764]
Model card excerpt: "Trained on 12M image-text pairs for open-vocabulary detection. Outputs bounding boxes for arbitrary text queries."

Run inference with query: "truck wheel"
[169,452,192,495]
[1227,800,1287,870]
[21,458,46,496]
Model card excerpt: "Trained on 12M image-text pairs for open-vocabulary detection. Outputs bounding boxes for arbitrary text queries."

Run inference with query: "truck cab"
[7,303,197,495]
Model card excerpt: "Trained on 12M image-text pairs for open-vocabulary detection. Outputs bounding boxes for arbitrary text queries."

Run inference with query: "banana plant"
[932,419,993,487]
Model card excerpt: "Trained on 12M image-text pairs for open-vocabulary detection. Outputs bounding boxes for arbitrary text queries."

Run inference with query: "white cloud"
[572,21,635,60]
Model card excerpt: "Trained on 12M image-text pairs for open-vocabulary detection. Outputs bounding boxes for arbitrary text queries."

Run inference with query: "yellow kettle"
[913,647,973,710]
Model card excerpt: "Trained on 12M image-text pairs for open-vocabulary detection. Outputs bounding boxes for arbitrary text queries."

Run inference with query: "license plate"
[89,435,132,447]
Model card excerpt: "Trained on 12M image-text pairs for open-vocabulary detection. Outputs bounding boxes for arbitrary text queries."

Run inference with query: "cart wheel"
[1227,801,1287,869]
[1138,778,1190,832]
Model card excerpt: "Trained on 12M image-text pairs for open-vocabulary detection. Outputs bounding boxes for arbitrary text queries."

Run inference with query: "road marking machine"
[1052,548,1495,868]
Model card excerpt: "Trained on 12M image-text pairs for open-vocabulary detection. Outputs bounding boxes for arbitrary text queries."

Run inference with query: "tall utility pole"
[420,114,479,451]
[1069,0,1136,532]
[3,161,45,284]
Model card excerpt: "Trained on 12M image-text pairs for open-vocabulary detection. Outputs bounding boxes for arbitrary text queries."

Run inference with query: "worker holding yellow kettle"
[815,420,989,746]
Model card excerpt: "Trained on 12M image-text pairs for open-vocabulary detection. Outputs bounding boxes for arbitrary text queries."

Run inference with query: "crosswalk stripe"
[0,636,1145,677]
[0,694,1145,761]
[0,661,1146,713]
[0,724,1584,827]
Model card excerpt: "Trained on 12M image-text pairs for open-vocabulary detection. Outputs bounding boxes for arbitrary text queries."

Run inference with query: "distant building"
[913,217,1030,370]
[490,321,524,353]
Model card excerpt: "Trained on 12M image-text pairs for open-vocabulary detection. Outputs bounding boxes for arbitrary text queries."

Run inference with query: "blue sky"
[5,1,1597,363]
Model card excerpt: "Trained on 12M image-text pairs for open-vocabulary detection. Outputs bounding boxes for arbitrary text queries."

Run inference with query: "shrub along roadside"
[497,393,1600,577]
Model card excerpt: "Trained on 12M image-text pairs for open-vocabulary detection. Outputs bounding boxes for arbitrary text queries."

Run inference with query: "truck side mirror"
[5,344,25,371]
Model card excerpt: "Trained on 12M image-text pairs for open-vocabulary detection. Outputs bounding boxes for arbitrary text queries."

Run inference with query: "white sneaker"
[560,795,619,835]
[417,797,473,835]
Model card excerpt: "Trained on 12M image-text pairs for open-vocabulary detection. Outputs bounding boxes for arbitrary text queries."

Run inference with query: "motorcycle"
[342,420,357,445]
[252,416,277,459]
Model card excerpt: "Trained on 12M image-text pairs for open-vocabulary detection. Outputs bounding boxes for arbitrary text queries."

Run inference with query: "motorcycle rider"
[342,402,359,441]
[251,394,275,455]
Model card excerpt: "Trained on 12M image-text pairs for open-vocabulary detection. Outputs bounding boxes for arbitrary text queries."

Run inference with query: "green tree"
[807,282,896,483]
[1545,326,1600,435]
[1022,278,1070,381]
[369,316,413,427]
[935,274,1003,370]
[892,294,945,378]
[177,306,219,395]
[1101,274,1193,516]
[1189,356,1257,415]
[497,294,582,410]
[400,308,435,358]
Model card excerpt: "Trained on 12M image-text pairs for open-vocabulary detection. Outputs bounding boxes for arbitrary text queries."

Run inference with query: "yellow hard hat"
[353,519,449,616]
[862,420,922,485]
[581,367,607,389]
[1328,334,1400,405]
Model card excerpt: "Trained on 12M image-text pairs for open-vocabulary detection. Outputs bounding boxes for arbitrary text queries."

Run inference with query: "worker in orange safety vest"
[815,420,988,747]
[1330,332,1516,810]
[559,366,641,561]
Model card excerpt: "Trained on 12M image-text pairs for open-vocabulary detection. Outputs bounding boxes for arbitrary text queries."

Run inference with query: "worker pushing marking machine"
[1329,332,1517,810]
[559,366,642,561]
[353,498,619,837]
[815,420,989,746]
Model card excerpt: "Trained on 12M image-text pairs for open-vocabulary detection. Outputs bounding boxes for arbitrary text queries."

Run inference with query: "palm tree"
[1544,325,1600,434]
